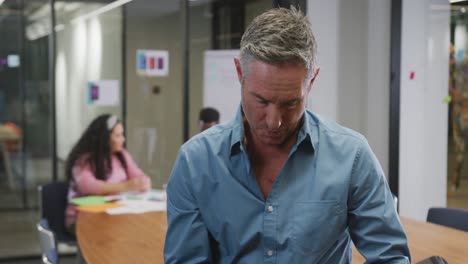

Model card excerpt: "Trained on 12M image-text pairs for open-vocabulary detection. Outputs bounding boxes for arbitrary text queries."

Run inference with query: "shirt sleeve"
[73,162,103,195]
[348,139,411,264]
[122,149,148,180]
[164,147,215,263]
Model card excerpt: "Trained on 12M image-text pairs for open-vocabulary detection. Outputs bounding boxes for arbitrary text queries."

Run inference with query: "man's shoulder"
[181,120,239,152]
[306,110,367,146]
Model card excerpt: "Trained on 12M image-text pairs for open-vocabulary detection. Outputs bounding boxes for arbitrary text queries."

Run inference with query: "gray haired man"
[165,7,410,263]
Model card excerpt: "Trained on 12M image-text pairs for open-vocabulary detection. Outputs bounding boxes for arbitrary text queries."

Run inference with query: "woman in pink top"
[65,114,151,233]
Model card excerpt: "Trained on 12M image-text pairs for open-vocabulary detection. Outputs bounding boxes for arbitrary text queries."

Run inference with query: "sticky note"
[71,196,106,206]
[77,202,123,213]
[443,95,452,104]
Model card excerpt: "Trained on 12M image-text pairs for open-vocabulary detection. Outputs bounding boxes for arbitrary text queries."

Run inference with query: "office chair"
[426,207,468,232]
[37,218,59,264]
[392,193,398,211]
[416,256,448,264]
[38,182,76,244]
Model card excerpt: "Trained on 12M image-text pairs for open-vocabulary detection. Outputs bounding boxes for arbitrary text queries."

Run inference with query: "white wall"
[308,0,450,221]
[337,0,368,133]
[307,0,390,175]
[399,0,449,221]
[365,0,391,175]
[307,0,339,121]
[55,6,122,161]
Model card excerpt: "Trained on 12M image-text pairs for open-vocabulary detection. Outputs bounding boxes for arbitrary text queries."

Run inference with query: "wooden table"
[353,217,468,263]
[77,213,468,264]
[77,212,167,264]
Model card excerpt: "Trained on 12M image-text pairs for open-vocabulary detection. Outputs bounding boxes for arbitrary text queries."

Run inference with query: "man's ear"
[234,57,243,83]
[306,67,320,92]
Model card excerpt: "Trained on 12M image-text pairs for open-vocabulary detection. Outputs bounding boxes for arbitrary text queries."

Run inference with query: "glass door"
[0,0,54,258]
[124,0,184,188]
[448,2,468,209]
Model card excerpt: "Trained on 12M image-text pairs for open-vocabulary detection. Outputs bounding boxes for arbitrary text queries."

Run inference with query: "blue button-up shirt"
[164,108,410,263]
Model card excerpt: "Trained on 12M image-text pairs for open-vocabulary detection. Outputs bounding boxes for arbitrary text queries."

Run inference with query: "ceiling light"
[71,0,133,24]
[55,24,65,32]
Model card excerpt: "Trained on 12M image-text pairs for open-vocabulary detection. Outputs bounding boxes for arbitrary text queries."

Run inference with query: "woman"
[65,114,151,232]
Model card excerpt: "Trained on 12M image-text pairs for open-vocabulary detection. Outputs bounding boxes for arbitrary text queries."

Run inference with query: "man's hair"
[199,107,220,123]
[239,7,317,79]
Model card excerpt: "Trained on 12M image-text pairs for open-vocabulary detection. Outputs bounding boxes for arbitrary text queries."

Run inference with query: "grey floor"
[0,157,71,262]
[1,154,468,262]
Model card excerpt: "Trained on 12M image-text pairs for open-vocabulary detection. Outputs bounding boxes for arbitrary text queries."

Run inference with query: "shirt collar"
[229,106,245,155]
[296,109,317,151]
[229,105,317,155]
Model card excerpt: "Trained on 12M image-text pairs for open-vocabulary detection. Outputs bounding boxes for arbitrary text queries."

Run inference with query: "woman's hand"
[125,176,151,192]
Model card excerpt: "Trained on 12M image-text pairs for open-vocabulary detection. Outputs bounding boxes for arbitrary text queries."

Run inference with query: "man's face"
[234,58,318,147]
[110,123,125,153]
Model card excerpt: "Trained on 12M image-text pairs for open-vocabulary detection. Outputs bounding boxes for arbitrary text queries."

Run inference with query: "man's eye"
[286,101,298,108]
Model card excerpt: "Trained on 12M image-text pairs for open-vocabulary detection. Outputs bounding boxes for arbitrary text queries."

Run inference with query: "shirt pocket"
[290,200,343,255]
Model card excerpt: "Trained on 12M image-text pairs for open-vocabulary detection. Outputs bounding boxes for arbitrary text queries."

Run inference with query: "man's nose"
[266,106,282,129]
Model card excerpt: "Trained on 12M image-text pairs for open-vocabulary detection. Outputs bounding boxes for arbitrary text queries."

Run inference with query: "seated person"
[0,121,21,152]
[65,114,151,233]
[199,107,220,132]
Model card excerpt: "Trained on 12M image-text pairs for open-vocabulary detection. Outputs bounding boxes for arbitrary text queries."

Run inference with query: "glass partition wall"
[0,0,124,259]
[447,2,468,210]
[125,0,277,188]
[124,0,183,189]
[54,1,123,181]
[0,0,288,260]
[0,0,54,258]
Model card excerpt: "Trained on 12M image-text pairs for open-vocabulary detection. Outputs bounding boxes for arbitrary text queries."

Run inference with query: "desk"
[353,217,468,263]
[77,212,167,264]
[77,213,468,264]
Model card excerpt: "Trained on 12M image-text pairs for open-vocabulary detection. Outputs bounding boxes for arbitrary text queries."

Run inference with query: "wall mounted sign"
[87,80,119,106]
[136,49,169,77]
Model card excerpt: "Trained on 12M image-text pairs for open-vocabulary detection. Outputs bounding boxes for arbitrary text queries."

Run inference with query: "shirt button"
[267,249,273,256]
[267,205,273,212]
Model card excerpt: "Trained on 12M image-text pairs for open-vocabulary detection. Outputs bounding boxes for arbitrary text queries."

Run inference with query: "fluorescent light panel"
[71,0,132,24]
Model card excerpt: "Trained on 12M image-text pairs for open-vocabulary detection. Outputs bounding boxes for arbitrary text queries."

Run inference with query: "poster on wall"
[87,80,119,106]
[136,49,169,77]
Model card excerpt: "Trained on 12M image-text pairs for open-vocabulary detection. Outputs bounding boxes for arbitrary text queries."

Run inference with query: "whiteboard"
[203,50,241,123]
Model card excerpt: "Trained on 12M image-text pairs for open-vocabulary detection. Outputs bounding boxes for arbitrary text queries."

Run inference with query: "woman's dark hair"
[65,114,127,182]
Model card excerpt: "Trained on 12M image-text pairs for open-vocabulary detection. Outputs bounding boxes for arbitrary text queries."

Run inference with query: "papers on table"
[73,189,166,215]
[106,199,166,215]
[106,189,167,215]
[120,189,166,202]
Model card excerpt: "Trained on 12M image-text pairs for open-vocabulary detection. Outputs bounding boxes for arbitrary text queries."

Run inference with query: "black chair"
[38,182,76,244]
[415,256,448,264]
[392,193,398,211]
[426,207,468,232]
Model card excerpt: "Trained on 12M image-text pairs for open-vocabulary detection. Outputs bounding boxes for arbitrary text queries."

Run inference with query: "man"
[199,107,220,132]
[165,7,410,263]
